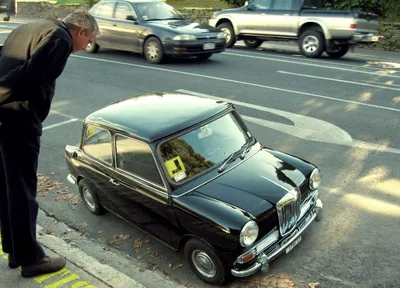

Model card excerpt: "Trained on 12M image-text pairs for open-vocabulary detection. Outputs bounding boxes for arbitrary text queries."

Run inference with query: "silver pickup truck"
[208,0,382,58]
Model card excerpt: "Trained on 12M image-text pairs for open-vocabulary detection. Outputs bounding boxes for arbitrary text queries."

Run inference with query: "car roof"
[85,92,231,142]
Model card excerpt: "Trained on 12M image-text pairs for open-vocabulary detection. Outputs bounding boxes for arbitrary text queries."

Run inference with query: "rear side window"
[82,125,113,165]
[95,1,115,18]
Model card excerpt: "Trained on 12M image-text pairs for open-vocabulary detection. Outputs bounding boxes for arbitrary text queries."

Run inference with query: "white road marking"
[223,51,400,79]
[71,55,400,113]
[277,70,400,91]
[43,118,79,131]
[178,89,400,154]
[362,80,400,88]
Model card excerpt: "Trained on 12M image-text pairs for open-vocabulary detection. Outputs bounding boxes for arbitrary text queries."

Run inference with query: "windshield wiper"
[240,139,253,159]
[217,139,253,173]
[217,151,240,173]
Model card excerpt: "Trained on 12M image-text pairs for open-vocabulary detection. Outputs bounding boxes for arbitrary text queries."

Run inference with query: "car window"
[249,0,272,10]
[115,135,164,186]
[82,125,113,165]
[95,1,114,18]
[271,0,295,10]
[115,2,137,20]
[159,112,250,184]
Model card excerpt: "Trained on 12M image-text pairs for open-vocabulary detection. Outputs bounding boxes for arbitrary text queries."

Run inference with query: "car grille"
[196,34,218,40]
[277,187,301,237]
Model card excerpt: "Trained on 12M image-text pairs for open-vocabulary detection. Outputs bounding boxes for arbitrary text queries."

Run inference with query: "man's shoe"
[21,256,66,278]
[8,255,20,269]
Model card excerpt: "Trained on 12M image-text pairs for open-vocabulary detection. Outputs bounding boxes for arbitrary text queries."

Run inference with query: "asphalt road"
[1,18,400,288]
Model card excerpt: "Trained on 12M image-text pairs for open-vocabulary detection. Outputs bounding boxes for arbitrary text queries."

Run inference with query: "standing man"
[0,11,98,278]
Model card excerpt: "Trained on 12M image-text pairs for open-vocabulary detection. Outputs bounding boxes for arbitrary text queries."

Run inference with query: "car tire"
[86,40,99,53]
[144,36,165,64]
[299,30,325,58]
[3,16,10,21]
[326,44,349,58]
[217,22,236,48]
[197,53,212,61]
[184,238,228,285]
[78,179,105,215]
[244,39,263,49]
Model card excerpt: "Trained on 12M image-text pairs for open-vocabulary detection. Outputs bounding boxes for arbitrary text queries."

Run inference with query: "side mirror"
[126,15,137,21]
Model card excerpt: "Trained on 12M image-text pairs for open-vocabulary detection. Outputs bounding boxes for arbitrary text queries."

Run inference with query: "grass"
[53,0,230,9]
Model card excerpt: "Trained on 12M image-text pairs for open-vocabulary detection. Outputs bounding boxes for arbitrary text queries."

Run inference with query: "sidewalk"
[0,210,186,288]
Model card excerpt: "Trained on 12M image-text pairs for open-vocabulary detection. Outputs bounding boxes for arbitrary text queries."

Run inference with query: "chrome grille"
[277,187,301,236]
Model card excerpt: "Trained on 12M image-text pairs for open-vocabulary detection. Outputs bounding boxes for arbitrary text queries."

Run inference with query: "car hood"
[145,19,220,34]
[195,148,306,216]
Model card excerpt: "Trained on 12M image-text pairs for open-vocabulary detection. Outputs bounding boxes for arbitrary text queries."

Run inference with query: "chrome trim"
[260,175,290,192]
[171,144,263,199]
[67,174,77,185]
[277,187,301,237]
[231,208,319,278]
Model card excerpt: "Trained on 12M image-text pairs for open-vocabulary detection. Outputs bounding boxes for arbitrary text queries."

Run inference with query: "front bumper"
[351,33,383,43]
[231,197,323,278]
[163,39,225,57]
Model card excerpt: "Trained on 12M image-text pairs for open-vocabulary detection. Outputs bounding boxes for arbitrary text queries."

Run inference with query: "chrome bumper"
[67,174,77,185]
[231,198,323,278]
[351,33,382,43]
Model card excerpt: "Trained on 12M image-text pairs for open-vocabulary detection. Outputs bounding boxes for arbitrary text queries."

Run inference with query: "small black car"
[86,0,226,64]
[65,92,323,285]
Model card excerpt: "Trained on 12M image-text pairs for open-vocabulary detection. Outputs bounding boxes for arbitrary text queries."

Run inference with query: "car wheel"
[326,44,349,58]
[86,40,99,53]
[244,39,263,49]
[299,30,325,58]
[217,22,236,48]
[78,179,105,215]
[3,16,10,21]
[144,36,165,64]
[197,53,212,61]
[184,238,229,285]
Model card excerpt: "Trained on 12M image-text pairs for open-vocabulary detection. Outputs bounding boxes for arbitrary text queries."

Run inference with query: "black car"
[65,91,323,285]
[86,0,226,63]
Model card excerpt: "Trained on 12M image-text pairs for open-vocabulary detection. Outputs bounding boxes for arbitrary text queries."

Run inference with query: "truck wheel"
[299,30,325,58]
[217,22,236,48]
[244,39,263,49]
[184,238,229,285]
[326,44,349,58]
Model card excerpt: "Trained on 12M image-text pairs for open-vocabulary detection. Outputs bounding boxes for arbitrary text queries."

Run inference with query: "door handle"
[109,179,120,186]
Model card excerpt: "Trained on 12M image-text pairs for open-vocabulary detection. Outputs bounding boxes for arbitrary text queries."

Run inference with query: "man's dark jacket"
[0,18,73,136]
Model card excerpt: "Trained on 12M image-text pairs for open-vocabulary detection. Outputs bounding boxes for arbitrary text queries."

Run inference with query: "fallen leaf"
[50,172,55,175]
[133,239,143,248]
[103,247,110,251]
[77,222,88,229]
[109,234,131,245]
[306,282,321,288]
[97,230,104,234]
[144,239,151,244]
[172,263,184,269]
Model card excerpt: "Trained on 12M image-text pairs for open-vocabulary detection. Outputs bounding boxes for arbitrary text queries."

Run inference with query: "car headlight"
[173,34,196,41]
[309,168,321,190]
[217,32,226,39]
[240,220,259,247]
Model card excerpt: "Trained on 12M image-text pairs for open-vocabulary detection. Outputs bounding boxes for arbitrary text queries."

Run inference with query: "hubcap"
[83,188,96,210]
[303,35,319,53]
[87,43,92,50]
[192,250,216,278]
[146,42,159,60]
[220,28,231,44]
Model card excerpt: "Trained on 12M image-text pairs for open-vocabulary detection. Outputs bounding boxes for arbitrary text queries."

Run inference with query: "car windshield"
[159,112,252,184]
[135,2,184,21]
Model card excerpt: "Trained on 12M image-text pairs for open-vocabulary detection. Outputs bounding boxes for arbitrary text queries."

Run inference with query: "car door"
[78,124,118,211]
[240,0,273,35]
[108,133,174,246]
[112,1,141,52]
[90,1,117,47]
[265,0,299,37]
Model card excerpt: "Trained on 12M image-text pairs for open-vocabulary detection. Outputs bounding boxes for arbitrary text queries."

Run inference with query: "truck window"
[249,0,272,10]
[271,0,295,10]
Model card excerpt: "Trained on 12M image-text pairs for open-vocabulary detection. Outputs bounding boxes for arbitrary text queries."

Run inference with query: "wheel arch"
[298,21,331,40]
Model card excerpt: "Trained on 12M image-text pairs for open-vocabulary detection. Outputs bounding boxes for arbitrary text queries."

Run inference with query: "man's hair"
[63,11,99,36]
